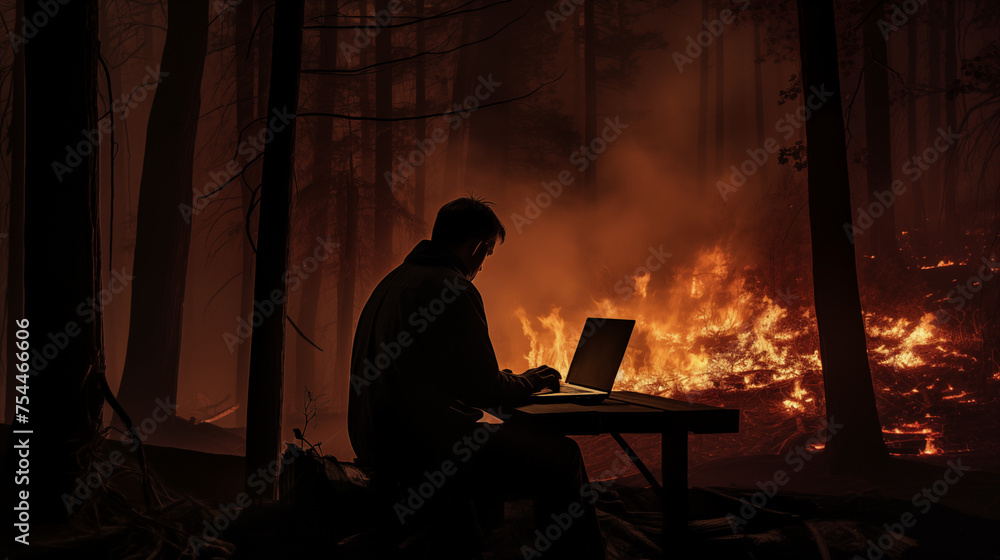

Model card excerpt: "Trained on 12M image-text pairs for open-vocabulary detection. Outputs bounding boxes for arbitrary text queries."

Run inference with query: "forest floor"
[4,423,998,559]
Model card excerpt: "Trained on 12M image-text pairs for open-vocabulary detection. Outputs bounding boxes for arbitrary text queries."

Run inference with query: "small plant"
[293,387,331,456]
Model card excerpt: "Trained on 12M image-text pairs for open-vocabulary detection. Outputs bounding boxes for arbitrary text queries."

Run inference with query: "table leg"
[661,423,689,558]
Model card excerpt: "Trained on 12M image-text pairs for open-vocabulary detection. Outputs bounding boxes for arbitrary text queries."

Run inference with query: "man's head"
[431,195,506,282]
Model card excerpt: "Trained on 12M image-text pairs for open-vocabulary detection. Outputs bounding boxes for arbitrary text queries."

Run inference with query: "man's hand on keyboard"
[521,365,562,393]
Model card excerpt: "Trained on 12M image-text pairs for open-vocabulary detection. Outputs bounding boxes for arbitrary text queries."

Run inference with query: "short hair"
[431,195,507,248]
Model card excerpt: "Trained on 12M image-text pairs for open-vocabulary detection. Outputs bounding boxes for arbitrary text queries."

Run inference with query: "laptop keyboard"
[557,384,590,393]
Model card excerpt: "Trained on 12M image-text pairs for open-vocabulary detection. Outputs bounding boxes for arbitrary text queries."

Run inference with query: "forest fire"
[512,244,980,457]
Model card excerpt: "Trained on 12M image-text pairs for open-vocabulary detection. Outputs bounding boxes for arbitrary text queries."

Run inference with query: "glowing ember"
[919,259,955,269]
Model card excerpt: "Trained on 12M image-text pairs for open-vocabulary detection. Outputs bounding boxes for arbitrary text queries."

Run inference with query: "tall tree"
[4,0,25,424]
[235,0,259,425]
[714,0,725,176]
[373,0,394,277]
[333,0,357,414]
[925,6,943,229]
[116,0,209,423]
[294,0,340,409]
[414,0,427,224]
[696,0,710,189]
[862,0,898,257]
[940,0,960,238]
[466,4,515,193]
[796,0,888,471]
[753,15,768,190]
[442,21,476,197]
[906,20,926,236]
[244,0,304,497]
[584,0,598,200]
[10,0,104,523]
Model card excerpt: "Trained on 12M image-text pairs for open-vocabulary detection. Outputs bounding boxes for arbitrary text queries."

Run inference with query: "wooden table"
[511,390,739,558]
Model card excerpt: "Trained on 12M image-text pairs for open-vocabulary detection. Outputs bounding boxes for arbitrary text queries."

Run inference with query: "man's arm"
[433,279,556,408]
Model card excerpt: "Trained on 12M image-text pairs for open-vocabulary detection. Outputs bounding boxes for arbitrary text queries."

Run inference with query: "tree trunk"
[796,0,888,472]
[714,0,725,175]
[696,0,709,190]
[940,0,959,238]
[584,0,597,201]
[373,0,394,277]
[443,21,475,198]
[12,0,103,523]
[925,7,943,230]
[466,5,513,193]
[294,0,339,410]
[906,20,925,236]
[116,0,208,423]
[863,0,897,258]
[235,0,258,425]
[414,0,426,225]
[4,0,25,425]
[244,0,303,498]
[753,17,768,190]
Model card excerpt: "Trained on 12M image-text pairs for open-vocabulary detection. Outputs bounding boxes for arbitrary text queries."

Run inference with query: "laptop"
[528,317,635,403]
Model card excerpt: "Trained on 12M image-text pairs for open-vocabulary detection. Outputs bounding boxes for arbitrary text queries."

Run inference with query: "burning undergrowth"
[510,242,1000,466]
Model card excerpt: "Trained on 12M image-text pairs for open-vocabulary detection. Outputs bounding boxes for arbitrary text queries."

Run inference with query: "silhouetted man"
[348,196,604,559]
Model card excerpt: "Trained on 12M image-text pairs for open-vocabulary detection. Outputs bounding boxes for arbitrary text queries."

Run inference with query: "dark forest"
[0,0,998,558]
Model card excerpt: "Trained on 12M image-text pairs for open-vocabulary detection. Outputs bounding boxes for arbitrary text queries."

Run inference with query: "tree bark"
[414,0,427,224]
[696,0,709,190]
[443,21,475,198]
[925,7,943,229]
[10,0,104,523]
[116,0,208,423]
[294,0,339,410]
[466,5,513,193]
[863,0,897,258]
[373,0,394,277]
[244,0,303,498]
[714,0,725,176]
[796,0,888,472]
[235,0,258,425]
[4,0,25,425]
[941,0,959,238]
[753,17,768,190]
[906,20,925,236]
[584,0,598,201]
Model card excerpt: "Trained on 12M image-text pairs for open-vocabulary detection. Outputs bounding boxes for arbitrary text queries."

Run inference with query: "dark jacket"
[347,240,534,471]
